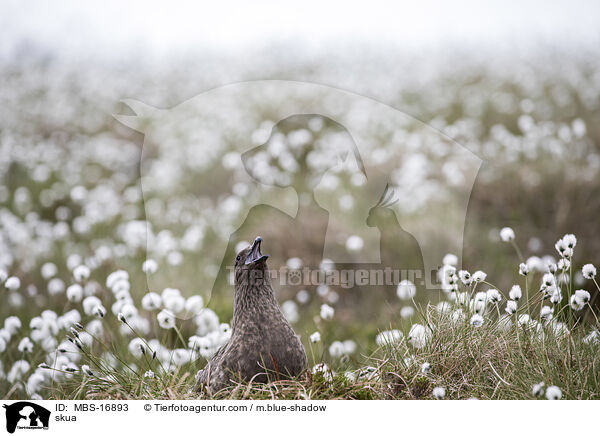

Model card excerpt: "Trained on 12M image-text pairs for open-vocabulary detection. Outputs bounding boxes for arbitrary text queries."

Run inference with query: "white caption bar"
[0,400,587,435]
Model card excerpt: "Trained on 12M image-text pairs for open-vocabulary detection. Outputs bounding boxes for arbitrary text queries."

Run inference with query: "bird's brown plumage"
[196,237,308,393]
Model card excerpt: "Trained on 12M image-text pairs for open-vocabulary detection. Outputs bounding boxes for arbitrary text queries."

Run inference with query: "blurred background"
[1,0,600,349]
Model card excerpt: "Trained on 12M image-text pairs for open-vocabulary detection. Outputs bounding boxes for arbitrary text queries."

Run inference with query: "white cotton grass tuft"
[312,363,333,382]
[319,304,334,320]
[557,258,570,271]
[471,271,487,282]
[157,309,176,329]
[437,301,451,314]
[518,314,531,326]
[8,360,31,383]
[286,257,303,269]
[128,338,147,358]
[442,253,458,266]
[5,276,21,291]
[345,235,364,252]
[106,270,129,290]
[432,386,446,399]
[73,265,90,282]
[328,341,346,358]
[41,262,58,279]
[281,300,299,323]
[583,330,599,345]
[317,284,329,297]
[185,295,205,314]
[569,295,584,311]
[27,372,46,393]
[82,295,102,315]
[172,348,193,366]
[548,286,562,304]
[458,270,471,285]
[142,259,158,274]
[376,329,403,346]
[310,331,321,343]
[540,306,553,320]
[400,306,415,319]
[545,385,562,400]
[582,264,596,280]
[471,292,487,313]
[18,337,34,353]
[532,382,545,397]
[574,289,590,305]
[408,324,431,349]
[141,292,162,311]
[319,259,335,272]
[94,305,106,318]
[470,313,484,327]
[327,291,339,304]
[194,308,220,336]
[396,280,416,300]
[81,364,94,376]
[5,316,22,334]
[562,234,577,249]
[66,284,83,302]
[342,339,357,355]
[168,251,184,267]
[542,273,555,288]
[296,289,310,304]
[500,227,515,242]
[509,285,522,301]
[162,295,185,314]
[555,234,576,259]
[47,278,65,295]
[504,300,517,315]
[421,362,431,374]
[438,264,457,286]
[486,288,502,303]
[519,263,529,276]
[554,239,567,256]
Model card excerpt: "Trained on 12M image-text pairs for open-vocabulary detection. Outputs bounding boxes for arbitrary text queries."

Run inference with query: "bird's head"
[234,237,270,286]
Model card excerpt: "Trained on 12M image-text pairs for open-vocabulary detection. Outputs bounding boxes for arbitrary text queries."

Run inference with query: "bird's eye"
[236,255,241,261]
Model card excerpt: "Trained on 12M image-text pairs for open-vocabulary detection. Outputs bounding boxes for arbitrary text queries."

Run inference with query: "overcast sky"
[1,0,600,59]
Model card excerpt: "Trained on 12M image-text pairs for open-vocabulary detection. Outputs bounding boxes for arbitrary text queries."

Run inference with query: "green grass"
[2,50,600,401]
[38,319,600,401]
[25,273,599,401]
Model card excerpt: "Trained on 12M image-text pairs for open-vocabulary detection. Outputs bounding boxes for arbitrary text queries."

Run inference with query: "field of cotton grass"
[3,227,599,400]
[1,46,600,400]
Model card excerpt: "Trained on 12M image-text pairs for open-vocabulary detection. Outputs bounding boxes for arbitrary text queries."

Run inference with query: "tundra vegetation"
[1,46,599,399]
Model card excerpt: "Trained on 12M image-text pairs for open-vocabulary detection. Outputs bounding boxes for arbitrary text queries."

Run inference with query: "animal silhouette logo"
[115,80,481,305]
[2,402,50,433]
[210,113,369,297]
[366,183,425,282]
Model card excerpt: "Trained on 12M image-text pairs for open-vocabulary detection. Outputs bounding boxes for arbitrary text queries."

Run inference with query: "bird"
[196,236,308,393]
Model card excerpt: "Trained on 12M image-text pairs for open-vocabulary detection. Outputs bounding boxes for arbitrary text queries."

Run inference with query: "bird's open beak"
[245,236,269,265]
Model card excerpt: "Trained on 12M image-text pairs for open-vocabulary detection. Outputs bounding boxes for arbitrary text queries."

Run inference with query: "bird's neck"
[233,278,278,325]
